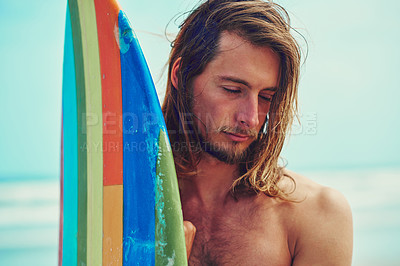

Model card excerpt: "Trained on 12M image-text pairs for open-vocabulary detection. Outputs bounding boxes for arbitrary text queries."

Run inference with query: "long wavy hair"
[162,0,301,200]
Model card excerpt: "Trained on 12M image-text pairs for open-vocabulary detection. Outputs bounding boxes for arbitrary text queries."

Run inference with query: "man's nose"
[237,96,259,128]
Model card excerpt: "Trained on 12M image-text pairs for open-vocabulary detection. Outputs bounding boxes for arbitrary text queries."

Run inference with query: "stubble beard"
[199,126,258,165]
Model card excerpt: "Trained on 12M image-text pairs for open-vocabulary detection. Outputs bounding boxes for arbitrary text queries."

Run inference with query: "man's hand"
[183,221,196,259]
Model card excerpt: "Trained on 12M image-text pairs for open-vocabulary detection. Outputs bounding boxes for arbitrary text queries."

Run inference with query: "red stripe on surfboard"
[94,1,124,265]
[94,0,123,186]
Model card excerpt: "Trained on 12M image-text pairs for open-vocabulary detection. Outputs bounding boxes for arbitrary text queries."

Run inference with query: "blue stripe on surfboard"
[119,10,166,264]
[62,6,78,265]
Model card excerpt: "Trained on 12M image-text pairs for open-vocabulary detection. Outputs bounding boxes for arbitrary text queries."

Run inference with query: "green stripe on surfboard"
[67,1,87,264]
[68,0,103,264]
[76,0,104,265]
[155,129,188,265]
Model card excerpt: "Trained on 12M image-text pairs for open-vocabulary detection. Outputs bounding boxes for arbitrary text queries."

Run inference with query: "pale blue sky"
[0,0,399,178]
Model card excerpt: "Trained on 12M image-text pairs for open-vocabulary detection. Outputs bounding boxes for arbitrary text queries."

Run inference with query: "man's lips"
[223,131,250,142]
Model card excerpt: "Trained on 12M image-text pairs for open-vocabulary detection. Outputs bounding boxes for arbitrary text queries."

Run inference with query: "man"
[162,0,353,265]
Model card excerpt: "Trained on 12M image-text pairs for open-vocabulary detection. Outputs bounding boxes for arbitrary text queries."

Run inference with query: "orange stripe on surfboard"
[103,185,123,265]
[94,1,123,264]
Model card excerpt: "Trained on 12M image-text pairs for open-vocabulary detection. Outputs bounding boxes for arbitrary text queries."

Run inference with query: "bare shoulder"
[282,169,351,212]
[280,169,353,266]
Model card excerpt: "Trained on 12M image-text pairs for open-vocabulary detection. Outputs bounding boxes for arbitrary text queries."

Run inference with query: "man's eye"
[259,95,272,102]
[223,87,241,94]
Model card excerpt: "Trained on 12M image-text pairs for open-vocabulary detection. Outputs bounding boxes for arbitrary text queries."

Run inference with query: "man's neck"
[180,153,239,211]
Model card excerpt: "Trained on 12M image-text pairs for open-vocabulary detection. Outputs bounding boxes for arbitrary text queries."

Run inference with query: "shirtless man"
[161,0,353,265]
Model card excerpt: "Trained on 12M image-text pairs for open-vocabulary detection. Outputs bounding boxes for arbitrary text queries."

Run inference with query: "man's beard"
[199,125,258,164]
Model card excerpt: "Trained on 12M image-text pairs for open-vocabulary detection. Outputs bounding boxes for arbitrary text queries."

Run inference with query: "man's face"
[191,31,280,164]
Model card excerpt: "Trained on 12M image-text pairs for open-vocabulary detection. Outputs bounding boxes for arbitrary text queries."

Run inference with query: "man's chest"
[185,206,293,266]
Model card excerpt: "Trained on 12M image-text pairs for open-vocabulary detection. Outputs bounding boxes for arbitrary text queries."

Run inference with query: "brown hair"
[162,0,301,200]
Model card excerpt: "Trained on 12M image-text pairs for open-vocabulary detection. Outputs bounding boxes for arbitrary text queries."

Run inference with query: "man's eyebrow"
[218,75,251,88]
[217,75,278,91]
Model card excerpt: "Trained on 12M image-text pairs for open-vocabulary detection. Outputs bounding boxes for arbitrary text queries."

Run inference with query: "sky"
[0,0,399,178]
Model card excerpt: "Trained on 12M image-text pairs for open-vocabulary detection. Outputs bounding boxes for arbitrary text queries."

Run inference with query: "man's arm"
[292,186,353,266]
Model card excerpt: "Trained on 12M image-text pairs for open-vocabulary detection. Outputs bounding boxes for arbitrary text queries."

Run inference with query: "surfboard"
[60,0,187,265]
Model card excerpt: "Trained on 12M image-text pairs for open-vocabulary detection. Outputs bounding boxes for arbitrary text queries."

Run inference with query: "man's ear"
[171,57,181,89]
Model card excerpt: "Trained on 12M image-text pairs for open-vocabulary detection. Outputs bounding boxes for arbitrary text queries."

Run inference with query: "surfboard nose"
[117,11,134,54]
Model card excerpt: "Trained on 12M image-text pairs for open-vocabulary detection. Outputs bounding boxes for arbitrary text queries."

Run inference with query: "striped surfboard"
[59,0,187,265]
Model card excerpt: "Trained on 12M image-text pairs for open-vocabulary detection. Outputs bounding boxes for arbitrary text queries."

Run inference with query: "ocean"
[0,168,399,265]
[0,176,59,265]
